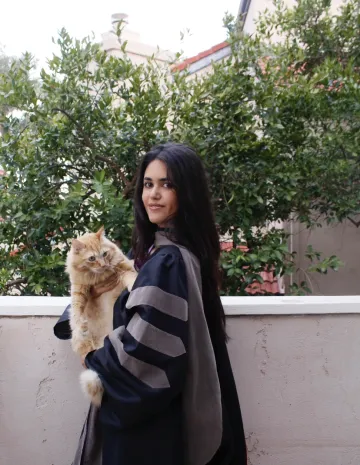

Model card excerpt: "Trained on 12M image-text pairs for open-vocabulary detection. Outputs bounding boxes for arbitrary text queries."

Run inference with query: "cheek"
[167,192,178,214]
[142,190,148,206]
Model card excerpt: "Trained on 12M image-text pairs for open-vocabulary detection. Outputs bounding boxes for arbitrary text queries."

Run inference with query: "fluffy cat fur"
[66,226,137,406]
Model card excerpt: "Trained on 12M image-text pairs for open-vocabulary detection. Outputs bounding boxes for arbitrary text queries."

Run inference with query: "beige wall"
[101,13,173,67]
[2,297,360,465]
[244,0,345,35]
[229,314,360,464]
[291,219,360,295]
[0,318,88,465]
[244,0,277,35]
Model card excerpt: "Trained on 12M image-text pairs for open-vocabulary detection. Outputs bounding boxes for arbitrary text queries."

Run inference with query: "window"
[238,0,252,29]
[239,0,252,16]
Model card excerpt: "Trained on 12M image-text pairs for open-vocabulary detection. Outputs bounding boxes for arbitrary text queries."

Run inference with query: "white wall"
[1,296,360,465]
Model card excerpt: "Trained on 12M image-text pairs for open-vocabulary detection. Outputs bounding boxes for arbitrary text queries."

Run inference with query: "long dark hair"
[132,142,227,343]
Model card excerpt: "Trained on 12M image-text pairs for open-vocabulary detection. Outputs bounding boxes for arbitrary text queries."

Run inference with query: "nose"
[150,185,161,199]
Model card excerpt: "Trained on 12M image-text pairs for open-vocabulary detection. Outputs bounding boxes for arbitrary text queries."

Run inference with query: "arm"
[85,249,188,428]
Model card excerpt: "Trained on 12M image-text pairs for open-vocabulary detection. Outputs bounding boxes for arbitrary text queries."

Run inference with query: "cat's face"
[70,227,119,274]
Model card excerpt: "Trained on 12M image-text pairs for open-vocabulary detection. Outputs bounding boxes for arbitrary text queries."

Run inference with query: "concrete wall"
[1,296,360,465]
[0,317,88,465]
[230,314,360,464]
[291,219,360,295]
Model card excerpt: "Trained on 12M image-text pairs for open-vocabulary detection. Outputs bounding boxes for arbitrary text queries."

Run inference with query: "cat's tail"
[80,369,104,407]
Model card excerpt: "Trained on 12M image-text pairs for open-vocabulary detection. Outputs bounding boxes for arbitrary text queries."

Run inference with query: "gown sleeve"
[85,249,189,428]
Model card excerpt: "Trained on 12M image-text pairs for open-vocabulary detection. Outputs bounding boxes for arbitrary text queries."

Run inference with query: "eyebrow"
[144,177,169,181]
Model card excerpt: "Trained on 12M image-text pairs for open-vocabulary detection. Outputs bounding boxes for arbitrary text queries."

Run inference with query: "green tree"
[0,45,16,73]
[1,0,358,296]
[0,28,175,295]
[0,46,21,131]
[172,0,355,294]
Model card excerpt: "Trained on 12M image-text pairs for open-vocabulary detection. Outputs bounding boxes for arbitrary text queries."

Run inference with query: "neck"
[157,226,175,232]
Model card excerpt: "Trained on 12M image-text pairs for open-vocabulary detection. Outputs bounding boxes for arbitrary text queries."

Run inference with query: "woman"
[54,142,247,465]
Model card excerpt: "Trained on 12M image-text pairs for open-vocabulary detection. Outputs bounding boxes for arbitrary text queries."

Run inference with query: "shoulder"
[133,245,187,299]
[142,245,184,270]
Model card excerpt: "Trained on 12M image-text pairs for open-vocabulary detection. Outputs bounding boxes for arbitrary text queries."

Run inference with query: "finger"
[102,276,119,291]
[90,275,119,298]
[92,283,117,298]
[105,282,117,292]
[107,275,119,285]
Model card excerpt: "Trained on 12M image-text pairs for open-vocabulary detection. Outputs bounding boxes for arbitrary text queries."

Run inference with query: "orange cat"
[66,226,137,406]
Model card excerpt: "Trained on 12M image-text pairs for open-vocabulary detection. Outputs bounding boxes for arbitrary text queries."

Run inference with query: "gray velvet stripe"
[126,285,188,322]
[127,313,186,357]
[155,232,222,465]
[108,326,170,389]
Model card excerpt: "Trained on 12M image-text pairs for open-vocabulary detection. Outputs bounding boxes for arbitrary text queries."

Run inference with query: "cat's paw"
[123,270,137,291]
[80,320,89,336]
[80,369,104,407]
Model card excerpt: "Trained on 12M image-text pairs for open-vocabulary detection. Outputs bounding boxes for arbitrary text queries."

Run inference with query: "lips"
[148,205,164,211]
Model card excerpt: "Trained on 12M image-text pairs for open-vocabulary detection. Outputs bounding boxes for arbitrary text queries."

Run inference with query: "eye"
[103,251,108,257]
[163,182,173,188]
[143,181,153,188]
[88,256,96,262]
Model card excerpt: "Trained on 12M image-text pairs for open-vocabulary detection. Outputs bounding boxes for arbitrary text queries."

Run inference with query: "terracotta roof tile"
[172,41,229,72]
[220,241,281,295]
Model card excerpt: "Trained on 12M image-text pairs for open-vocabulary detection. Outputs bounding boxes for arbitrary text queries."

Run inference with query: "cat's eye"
[88,256,96,262]
[103,251,108,257]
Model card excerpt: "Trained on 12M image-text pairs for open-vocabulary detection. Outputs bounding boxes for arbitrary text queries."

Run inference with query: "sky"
[1,0,240,69]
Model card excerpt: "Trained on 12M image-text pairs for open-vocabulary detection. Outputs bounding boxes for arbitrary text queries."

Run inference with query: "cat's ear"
[72,239,86,254]
[96,226,105,239]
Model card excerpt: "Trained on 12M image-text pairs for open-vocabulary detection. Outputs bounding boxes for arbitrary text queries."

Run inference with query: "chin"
[149,214,166,225]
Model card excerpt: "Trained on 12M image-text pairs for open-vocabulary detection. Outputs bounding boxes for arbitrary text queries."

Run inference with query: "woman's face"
[142,159,178,228]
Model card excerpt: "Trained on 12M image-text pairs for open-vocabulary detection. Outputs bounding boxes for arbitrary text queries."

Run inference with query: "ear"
[96,226,105,239]
[72,239,86,253]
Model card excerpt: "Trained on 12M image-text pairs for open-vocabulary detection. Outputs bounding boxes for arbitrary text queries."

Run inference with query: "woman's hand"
[89,274,119,299]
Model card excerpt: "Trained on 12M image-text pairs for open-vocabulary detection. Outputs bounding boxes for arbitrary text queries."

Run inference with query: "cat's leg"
[70,283,91,336]
[70,284,95,357]
[71,329,95,358]
[114,254,135,274]
[122,270,137,291]
[114,256,137,291]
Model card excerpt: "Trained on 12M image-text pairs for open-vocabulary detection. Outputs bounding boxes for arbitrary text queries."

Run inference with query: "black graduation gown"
[54,246,247,465]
